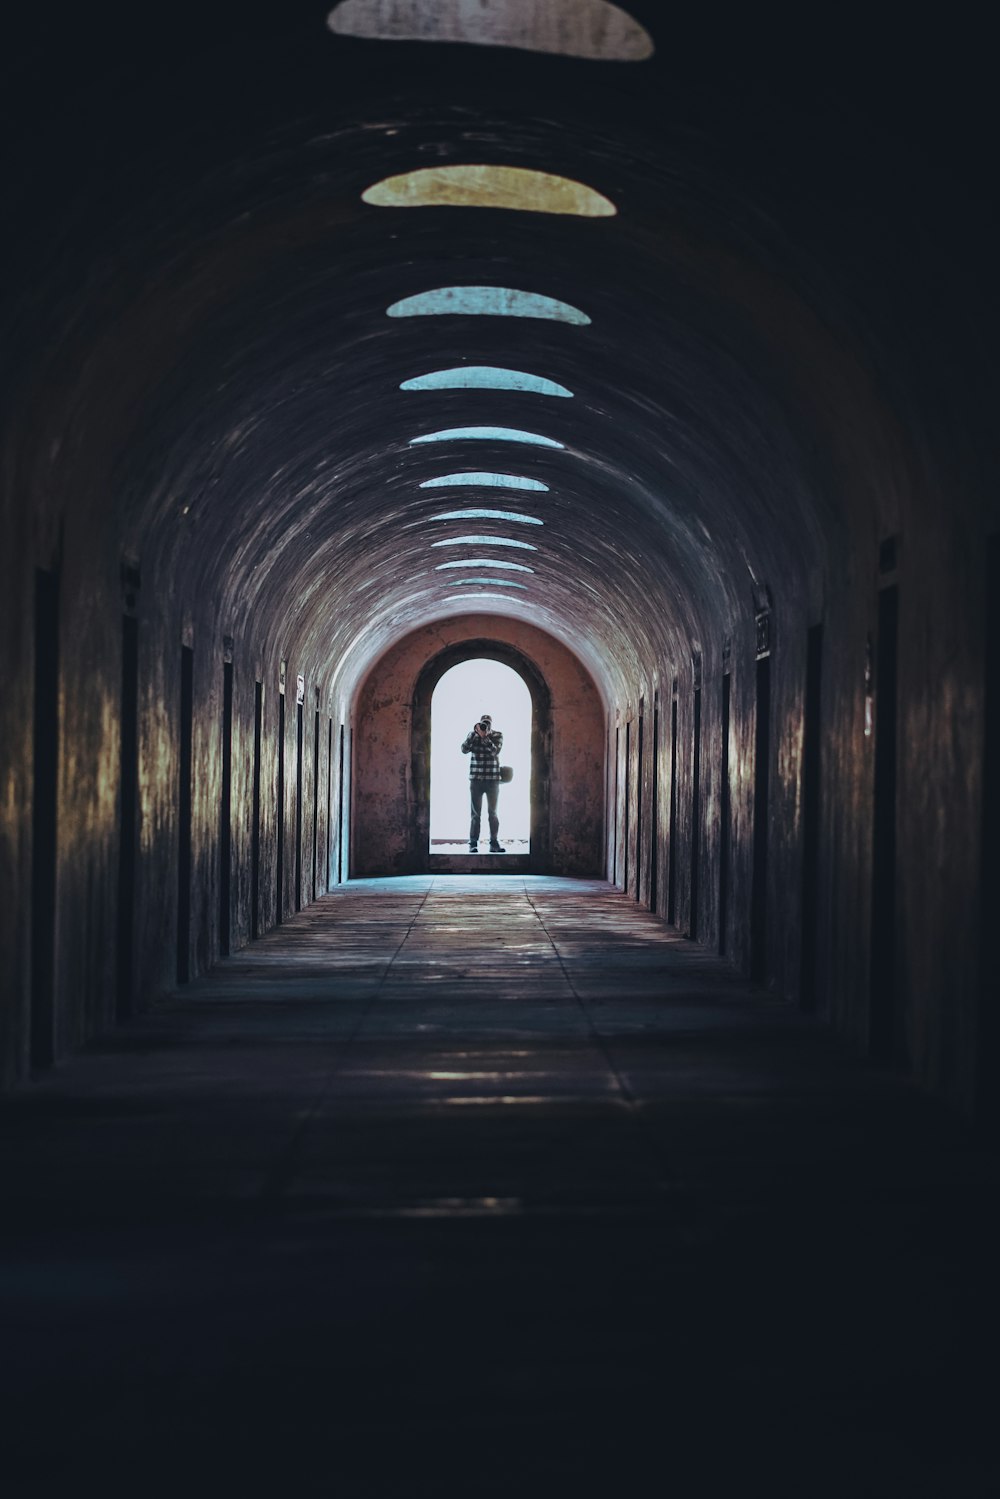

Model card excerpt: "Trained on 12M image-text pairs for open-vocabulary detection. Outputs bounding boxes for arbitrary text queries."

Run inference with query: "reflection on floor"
[1,876,997,1496]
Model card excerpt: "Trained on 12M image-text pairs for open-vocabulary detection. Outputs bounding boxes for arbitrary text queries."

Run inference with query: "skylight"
[411,427,563,448]
[445,593,527,605]
[327,0,654,60]
[445,579,528,589]
[429,509,543,525]
[431,535,537,550]
[363,166,616,217]
[387,287,591,324]
[435,558,534,572]
[420,473,548,491]
[401,367,572,397]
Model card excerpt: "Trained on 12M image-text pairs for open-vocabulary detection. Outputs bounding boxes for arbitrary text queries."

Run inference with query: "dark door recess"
[294,699,304,912]
[689,684,702,939]
[869,585,900,1063]
[312,706,320,902]
[649,702,659,913]
[326,718,333,892]
[177,644,194,984]
[635,711,644,901]
[31,567,60,1068]
[337,723,345,884]
[117,614,139,1017]
[800,624,823,1010]
[750,656,771,982]
[251,681,262,939]
[977,537,1000,1131]
[623,719,631,893]
[276,691,285,924]
[613,725,620,885]
[719,672,731,956]
[667,694,678,923]
[219,661,233,957]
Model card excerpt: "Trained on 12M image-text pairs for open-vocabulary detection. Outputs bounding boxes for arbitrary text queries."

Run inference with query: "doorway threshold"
[429,854,533,873]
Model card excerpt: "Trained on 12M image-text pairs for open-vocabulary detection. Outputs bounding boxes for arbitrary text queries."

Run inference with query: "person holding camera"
[461,713,505,853]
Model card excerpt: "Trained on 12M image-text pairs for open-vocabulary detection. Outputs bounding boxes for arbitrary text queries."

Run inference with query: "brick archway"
[351,615,605,878]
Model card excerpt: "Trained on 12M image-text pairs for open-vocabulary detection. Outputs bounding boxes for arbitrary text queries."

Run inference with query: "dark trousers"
[469,779,500,845]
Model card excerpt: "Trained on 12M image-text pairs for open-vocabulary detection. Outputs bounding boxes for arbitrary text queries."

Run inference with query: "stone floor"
[2,876,998,1496]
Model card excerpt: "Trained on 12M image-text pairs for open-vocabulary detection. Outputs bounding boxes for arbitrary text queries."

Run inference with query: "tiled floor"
[2,877,998,1496]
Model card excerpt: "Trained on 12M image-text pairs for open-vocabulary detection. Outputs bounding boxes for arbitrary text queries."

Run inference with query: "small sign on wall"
[296,674,305,705]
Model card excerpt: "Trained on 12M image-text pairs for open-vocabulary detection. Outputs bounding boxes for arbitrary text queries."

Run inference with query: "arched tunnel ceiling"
[7,0,991,711]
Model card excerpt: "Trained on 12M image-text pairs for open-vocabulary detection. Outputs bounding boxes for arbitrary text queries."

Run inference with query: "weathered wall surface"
[353,617,605,877]
[602,441,988,1120]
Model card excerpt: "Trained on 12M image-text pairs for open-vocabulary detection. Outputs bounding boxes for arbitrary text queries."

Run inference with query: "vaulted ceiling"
[7,0,989,706]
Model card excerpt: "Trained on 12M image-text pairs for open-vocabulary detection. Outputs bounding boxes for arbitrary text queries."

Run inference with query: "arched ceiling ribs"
[19,19,867,725]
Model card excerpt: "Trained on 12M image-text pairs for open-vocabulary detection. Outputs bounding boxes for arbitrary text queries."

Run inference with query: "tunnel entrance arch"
[350,616,604,879]
[413,639,551,872]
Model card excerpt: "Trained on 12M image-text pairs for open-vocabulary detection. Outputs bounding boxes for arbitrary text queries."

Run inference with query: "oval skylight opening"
[435,558,534,572]
[445,578,528,590]
[402,367,573,398]
[431,535,538,550]
[387,287,591,325]
[420,473,549,492]
[411,427,562,448]
[364,166,616,217]
[445,593,527,605]
[327,1,654,61]
[430,509,543,525]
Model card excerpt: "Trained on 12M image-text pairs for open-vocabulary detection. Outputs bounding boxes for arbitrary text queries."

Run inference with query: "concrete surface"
[2,876,997,1496]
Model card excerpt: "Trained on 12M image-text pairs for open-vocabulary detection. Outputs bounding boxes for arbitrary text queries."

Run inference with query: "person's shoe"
[488,842,506,853]
[468,843,478,852]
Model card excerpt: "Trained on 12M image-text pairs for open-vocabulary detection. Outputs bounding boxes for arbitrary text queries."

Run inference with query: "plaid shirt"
[461,727,503,780]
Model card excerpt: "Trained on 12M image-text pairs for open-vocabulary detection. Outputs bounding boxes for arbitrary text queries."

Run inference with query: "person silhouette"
[461,713,505,852]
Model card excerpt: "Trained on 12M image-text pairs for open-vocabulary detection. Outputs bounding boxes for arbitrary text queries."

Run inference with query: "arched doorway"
[412,639,552,872]
[350,616,603,878]
[430,659,532,854]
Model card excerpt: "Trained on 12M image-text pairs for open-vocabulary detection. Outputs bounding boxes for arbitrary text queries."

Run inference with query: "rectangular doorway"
[750,655,771,982]
[177,644,194,984]
[31,567,60,1068]
[117,613,139,1018]
[869,586,900,1063]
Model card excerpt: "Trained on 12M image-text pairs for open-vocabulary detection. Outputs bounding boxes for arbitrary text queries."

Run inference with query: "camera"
[478,719,491,733]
